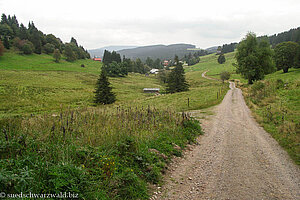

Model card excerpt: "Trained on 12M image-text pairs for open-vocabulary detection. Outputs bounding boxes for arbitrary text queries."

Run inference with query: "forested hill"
[258,27,300,46]
[0,13,90,61]
[117,43,195,61]
[88,46,138,58]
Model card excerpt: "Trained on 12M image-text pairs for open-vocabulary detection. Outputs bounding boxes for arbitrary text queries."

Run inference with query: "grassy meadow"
[1,49,298,199]
[0,50,228,118]
[0,50,227,199]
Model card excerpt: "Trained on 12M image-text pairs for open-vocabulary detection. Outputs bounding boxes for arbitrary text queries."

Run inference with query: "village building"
[163,60,169,66]
[93,57,102,62]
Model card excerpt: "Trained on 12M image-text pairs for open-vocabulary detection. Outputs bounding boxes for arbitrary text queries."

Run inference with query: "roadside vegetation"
[243,69,300,164]
[0,105,202,199]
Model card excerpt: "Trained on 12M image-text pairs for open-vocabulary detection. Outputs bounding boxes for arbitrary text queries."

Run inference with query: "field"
[1,50,298,199]
[0,50,228,199]
[0,50,228,118]
[185,52,245,82]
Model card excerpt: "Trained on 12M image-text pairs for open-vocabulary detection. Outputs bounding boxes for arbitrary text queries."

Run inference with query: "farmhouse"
[93,58,102,62]
[163,60,169,66]
[143,88,160,93]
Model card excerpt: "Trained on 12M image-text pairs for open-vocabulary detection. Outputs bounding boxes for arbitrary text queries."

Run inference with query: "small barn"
[143,88,160,93]
[150,69,159,74]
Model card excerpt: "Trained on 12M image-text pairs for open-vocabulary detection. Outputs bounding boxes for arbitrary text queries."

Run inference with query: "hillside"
[117,43,196,61]
[0,50,229,199]
[88,45,138,58]
[0,50,227,118]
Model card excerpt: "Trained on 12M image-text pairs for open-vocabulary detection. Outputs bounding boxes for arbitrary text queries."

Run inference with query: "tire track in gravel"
[154,71,300,200]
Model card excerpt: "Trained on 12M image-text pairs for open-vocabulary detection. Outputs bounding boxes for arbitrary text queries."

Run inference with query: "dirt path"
[154,72,300,200]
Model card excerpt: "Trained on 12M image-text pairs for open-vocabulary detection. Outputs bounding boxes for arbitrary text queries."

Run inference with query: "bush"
[43,43,55,54]
[53,49,61,63]
[0,40,4,56]
[22,42,34,55]
[220,71,231,83]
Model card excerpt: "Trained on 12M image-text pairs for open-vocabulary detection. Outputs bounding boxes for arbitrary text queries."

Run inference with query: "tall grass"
[0,106,202,199]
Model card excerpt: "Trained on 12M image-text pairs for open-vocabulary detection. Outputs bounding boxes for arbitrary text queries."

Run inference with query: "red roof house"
[93,58,102,62]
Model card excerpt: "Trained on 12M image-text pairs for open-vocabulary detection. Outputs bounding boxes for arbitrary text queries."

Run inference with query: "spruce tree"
[94,70,116,105]
[218,54,226,64]
[166,55,189,93]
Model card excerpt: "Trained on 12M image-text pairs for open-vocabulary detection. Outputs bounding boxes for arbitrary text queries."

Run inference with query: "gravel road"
[155,72,300,200]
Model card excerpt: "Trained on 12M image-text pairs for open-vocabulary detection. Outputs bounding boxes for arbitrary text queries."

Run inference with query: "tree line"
[258,27,300,47]
[235,32,300,84]
[101,50,152,77]
[0,13,90,61]
[95,53,190,105]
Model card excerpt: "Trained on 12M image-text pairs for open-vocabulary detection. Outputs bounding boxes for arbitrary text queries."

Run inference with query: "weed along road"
[155,73,300,200]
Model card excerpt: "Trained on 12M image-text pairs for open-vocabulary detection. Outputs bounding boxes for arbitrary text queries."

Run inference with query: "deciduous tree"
[220,71,231,83]
[53,49,61,63]
[235,32,274,84]
[274,41,300,73]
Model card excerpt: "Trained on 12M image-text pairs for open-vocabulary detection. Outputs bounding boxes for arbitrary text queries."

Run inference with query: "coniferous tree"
[166,55,189,93]
[218,54,226,64]
[1,14,8,24]
[3,36,9,49]
[70,37,78,47]
[94,70,116,105]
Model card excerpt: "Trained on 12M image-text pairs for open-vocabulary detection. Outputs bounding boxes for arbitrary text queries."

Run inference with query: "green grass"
[0,50,102,73]
[0,51,228,118]
[0,50,228,199]
[186,51,300,165]
[243,68,300,164]
[185,52,245,83]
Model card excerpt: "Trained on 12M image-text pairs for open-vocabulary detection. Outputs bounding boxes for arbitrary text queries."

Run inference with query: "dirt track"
[155,72,300,200]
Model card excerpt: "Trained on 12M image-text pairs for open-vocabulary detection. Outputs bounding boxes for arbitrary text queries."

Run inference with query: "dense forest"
[0,13,90,61]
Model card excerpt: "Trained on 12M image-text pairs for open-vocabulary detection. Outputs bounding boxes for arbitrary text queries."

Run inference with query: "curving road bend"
[155,72,300,200]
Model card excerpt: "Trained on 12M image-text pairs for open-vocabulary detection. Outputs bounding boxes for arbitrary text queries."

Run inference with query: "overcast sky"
[1,0,300,49]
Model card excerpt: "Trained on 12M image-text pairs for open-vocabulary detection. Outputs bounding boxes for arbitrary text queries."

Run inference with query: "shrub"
[43,43,55,54]
[53,49,61,63]
[22,41,34,55]
[0,40,4,56]
[220,71,231,83]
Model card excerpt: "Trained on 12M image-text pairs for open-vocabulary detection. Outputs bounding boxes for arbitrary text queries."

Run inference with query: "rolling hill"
[117,43,196,61]
[88,45,138,58]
